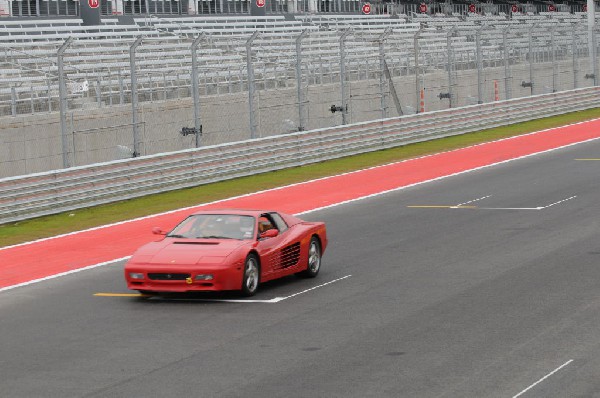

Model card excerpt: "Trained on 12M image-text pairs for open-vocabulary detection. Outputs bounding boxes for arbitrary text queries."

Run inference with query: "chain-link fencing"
[2,22,600,178]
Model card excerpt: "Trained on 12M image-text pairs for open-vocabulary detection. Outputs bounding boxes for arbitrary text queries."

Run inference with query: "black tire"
[300,236,321,278]
[241,253,260,297]
[138,290,155,296]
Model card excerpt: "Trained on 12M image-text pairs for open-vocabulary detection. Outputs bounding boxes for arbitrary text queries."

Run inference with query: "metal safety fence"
[1,86,599,224]
[1,20,600,178]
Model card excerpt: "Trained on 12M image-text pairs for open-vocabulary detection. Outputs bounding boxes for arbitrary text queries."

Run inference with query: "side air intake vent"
[281,242,301,268]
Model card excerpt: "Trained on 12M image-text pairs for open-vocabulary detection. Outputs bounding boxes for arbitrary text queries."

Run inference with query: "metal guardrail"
[1,86,599,225]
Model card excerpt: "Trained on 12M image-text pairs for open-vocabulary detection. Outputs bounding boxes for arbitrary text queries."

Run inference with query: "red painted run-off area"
[2,120,600,289]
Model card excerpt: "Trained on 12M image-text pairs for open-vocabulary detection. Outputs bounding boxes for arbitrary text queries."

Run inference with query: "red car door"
[268,212,304,276]
[255,215,284,279]
[255,213,301,280]
[256,231,284,279]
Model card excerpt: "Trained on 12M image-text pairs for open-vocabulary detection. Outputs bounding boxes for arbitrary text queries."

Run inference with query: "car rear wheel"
[300,237,321,278]
[241,254,260,296]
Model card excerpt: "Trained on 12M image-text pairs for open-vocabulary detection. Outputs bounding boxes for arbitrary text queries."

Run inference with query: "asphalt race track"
[3,139,600,397]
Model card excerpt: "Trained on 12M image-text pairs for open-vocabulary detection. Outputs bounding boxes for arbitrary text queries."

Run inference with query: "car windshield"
[167,214,256,240]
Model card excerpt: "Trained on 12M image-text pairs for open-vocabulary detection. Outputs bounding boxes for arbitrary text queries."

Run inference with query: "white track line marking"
[478,196,578,211]
[476,207,541,210]
[274,274,352,302]
[511,359,573,398]
[0,256,130,294]
[420,196,578,211]
[147,275,352,303]
[455,195,492,207]
[541,195,577,209]
[148,297,282,303]
[4,117,600,252]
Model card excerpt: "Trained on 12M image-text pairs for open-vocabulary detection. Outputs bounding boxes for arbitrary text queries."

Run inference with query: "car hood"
[132,238,249,265]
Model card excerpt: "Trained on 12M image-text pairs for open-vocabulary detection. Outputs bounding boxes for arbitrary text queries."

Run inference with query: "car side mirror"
[260,229,279,239]
[152,227,167,235]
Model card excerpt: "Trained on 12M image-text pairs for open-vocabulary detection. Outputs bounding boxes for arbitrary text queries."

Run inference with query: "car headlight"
[129,272,144,279]
[195,274,214,281]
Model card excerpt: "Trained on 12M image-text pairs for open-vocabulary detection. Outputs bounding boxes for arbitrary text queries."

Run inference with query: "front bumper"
[125,264,244,292]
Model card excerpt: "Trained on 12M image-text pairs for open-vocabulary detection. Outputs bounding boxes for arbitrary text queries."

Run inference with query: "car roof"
[190,209,279,217]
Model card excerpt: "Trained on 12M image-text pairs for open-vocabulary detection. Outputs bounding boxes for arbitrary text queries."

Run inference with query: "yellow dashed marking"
[94,293,146,297]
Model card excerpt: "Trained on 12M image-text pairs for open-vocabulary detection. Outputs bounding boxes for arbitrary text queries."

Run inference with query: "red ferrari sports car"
[124,210,327,296]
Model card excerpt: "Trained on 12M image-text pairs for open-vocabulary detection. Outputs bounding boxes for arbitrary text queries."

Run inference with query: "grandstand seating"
[0,12,594,117]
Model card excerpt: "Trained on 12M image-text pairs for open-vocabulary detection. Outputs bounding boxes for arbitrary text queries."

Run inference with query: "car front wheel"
[241,254,260,296]
[301,237,321,278]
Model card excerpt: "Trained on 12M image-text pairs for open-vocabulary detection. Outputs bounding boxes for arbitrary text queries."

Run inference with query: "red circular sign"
[511,4,518,13]
[256,0,265,7]
[419,3,427,13]
[548,4,555,11]
[362,3,371,14]
[468,4,476,13]
[88,0,99,8]
[583,4,588,11]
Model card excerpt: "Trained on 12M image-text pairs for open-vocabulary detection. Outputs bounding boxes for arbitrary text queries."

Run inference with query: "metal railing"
[1,86,599,225]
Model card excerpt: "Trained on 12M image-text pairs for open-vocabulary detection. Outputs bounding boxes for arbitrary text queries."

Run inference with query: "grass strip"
[2,108,600,248]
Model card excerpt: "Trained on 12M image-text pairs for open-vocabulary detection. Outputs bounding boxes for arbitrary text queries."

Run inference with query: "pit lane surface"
[3,140,600,397]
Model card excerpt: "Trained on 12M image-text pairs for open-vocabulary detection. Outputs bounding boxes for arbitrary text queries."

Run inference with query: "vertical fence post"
[118,69,124,105]
[30,86,34,114]
[296,29,309,131]
[108,75,113,106]
[502,27,512,100]
[528,24,535,95]
[475,27,484,104]
[130,36,143,157]
[572,24,578,89]
[69,112,76,166]
[58,36,73,169]
[191,33,205,147]
[46,77,52,112]
[96,76,102,106]
[550,26,556,92]
[339,28,351,125]
[594,27,599,86]
[414,26,423,113]
[446,27,457,108]
[587,0,597,85]
[11,86,17,117]
[246,31,259,139]
[378,28,391,120]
